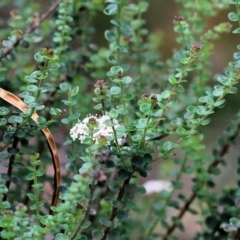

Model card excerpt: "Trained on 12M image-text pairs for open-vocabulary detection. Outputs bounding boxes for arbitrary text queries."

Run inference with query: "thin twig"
[101,171,134,240]
[70,181,95,240]
[3,136,19,201]
[0,0,62,61]
[161,122,240,240]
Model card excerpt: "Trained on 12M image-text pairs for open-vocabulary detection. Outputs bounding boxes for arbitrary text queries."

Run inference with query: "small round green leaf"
[60,82,71,91]
[0,151,9,160]
[110,86,121,95]
[117,169,130,180]
[7,147,20,155]
[0,107,9,116]
[107,230,120,240]
[116,209,128,221]
[110,66,123,74]
[34,52,44,62]
[122,76,132,84]
[99,217,113,227]
[228,12,238,21]
[161,90,171,99]
[92,229,102,238]
[105,30,117,41]
[109,109,118,119]
[104,4,118,15]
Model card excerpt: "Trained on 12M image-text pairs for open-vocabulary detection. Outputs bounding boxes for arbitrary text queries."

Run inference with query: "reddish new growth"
[174,15,184,21]
[141,93,150,99]
[191,44,201,52]
[94,80,107,90]
[151,95,157,102]
[93,169,107,182]
[10,9,19,18]
[88,117,98,126]
[118,70,123,78]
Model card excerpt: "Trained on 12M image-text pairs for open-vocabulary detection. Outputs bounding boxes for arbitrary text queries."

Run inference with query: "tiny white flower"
[70,113,125,145]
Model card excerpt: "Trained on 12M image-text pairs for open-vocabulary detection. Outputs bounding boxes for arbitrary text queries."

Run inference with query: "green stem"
[154,50,199,128]
[111,118,127,168]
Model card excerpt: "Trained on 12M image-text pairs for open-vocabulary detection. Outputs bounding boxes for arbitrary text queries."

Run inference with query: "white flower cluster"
[70,114,124,145]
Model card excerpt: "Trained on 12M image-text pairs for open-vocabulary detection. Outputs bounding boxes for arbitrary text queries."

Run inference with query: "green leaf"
[34,52,44,62]
[110,66,123,74]
[123,93,134,101]
[27,193,37,201]
[50,108,62,115]
[71,86,79,96]
[131,155,146,167]
[229,0,240,4]
[2,40,13,48]
[176,85,185,93]
[26,173,34,180]
[27,85,39,92]
[110,86,121,95]
[138,1,149,12]
[107,55,117,64]
[107,230,120,240]
[230,217,240,228]
[176,127,187,136]
[213,99,225,107]
[161,90,171,99]
[138,167,147,177]
[99,218,113,227]
[139,103,151,113]
[0,201,10,209]
[60,82,71,91]
[172,181,184,189]
[82,220,91,229]
[228,87,238,94]
[122,76,132,84]
[12,162,25,169]
[36,168,44,177]
[55,233,69,240]
[201,118,211,125]
[0,118,6,126]
[104,4,118,15]
[108,181,120,191]
[116,209,128,221]
[0,151,10,160]
[32,183,43,190]
[105,30,117,41]
[7,147,19,155]
[14,116,23,123]
[24,96,35,104]
[109,109,118,119]
[169,77,178,85]
[120,23,133,36]
[0,107,9,116]
[112,200,126,208]
[172,216,184,231]
[92,229,102,238]
[117,169,130,180]
[233,28,240,34]
[228,12,238,21]
[0,185,8,194]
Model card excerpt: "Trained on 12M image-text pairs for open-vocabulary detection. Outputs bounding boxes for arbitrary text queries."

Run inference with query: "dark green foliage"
[1,0,240,239]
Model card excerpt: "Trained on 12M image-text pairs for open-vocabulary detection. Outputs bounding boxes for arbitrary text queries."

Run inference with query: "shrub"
[0,0,240,239]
